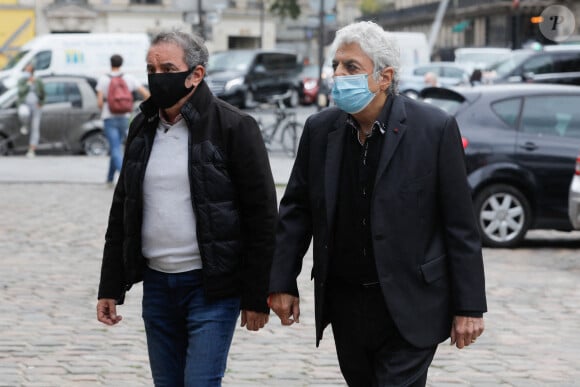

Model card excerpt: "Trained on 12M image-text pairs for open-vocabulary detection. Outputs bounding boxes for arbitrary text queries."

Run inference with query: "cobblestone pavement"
[1,156,580,386]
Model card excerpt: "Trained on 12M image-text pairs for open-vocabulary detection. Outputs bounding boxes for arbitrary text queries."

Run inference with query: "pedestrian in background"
[96,54,149,186]
[96,30,277,386]
[470,69,483,86]
[423,71,439,87]
[17,64,44,158]
[268,20,486,386]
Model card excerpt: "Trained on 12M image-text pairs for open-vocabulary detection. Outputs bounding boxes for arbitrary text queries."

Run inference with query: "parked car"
[484,45,580,86]
[454,47,512,74]
[569,154,580,229]
[298,63,332,106]
[398,62,470,99]
[420,84,580,247]
[298,64,320,105]
[0,75,108,156]
[205,49,302,109]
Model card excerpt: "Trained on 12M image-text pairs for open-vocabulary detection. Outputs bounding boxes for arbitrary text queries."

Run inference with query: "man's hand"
[268,293,300,326]
[240,310,269,331]
[96,298,123,325]
[450,316,484,349]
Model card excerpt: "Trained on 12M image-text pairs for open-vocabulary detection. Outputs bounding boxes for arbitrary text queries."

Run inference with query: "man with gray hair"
[269,21,486,386]
[96,30,277,386]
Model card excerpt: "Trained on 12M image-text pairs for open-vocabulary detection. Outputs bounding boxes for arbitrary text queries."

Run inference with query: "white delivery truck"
[0,33,150,90]
[391,32,430,71]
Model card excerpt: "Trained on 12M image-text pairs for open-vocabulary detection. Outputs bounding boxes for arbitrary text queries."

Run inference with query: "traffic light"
[530,16,543,24]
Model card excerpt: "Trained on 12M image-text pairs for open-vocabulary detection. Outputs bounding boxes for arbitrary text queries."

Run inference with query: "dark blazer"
[269,94,487,348]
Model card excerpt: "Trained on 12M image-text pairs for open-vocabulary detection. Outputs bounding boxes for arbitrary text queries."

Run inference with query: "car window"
[44,82,68,104]
[66,82,82,105]
[33,50,52,71]
[521,95,580,138]
[455,51,512,68]
[553,52,580,72]
[43,81,83,105]
[491,51,533,77]
[491,98,521,127]
[260,54,297,72]
[413,66,435,76]
[522,55,553,74]
[207,51,254,72]
[442,67,465,79]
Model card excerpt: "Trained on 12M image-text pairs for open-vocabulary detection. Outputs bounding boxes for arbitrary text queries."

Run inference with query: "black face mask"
[148,69,194,109]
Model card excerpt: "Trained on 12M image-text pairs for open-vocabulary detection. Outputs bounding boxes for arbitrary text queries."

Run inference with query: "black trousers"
[327,282,437,387]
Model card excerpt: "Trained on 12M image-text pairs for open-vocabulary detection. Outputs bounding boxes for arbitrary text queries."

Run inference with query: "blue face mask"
[331,74,377,114]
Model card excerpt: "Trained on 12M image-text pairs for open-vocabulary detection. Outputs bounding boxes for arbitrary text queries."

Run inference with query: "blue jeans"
[142,267,241,387]
[103,116,129,182]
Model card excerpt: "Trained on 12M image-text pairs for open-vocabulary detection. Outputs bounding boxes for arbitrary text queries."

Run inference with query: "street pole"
[317,0,325,111]
[428,0,450,56]
[259,0,265,48]
[198,0,205,39]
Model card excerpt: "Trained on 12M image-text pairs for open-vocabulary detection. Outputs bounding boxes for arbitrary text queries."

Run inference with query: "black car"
[205,49,302,109]
[485,45,580,86]
[420,84,580,247]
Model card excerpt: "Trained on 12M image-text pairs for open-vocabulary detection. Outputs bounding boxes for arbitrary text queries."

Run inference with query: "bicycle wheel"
[280,121,300,157]
[259,120,275,150]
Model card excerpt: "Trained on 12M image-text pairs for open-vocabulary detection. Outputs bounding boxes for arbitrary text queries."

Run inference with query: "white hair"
[330,21,400,95]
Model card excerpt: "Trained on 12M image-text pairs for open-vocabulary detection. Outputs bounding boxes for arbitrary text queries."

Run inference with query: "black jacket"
[98,80,277,313]
[269,95,487,347]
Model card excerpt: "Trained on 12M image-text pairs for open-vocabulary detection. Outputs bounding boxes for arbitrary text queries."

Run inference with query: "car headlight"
[225,77,244,91]
[304,79,318,90]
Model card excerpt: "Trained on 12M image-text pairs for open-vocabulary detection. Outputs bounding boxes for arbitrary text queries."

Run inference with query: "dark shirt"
[329,97,393,286]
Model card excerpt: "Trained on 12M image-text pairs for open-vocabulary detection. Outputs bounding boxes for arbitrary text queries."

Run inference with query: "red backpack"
[107,74,134,114]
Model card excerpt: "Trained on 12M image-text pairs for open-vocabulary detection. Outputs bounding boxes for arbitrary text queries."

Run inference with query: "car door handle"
[519,142,538,151]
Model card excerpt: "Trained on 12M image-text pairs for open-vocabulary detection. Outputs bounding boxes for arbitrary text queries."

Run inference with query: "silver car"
[569,154,580,229]
[0,76,108,156]
[398,62,470,99]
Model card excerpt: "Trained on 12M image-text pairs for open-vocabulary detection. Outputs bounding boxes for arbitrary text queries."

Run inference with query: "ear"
[379,67,394,92]
[187,65,206,87]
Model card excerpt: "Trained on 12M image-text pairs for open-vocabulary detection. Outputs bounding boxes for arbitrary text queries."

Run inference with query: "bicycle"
[255,91,300,157]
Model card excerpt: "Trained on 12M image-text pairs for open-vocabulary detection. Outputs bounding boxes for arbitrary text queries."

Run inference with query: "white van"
[391,32,430,71]
[0,33,150,90]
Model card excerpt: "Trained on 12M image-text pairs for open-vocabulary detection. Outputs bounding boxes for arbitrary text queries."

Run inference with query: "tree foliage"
[269,0,301,19]
[360,0,381,15]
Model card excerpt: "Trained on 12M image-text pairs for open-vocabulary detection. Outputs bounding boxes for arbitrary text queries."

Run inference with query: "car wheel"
[473,184,531,248]
[280,121,300,157]
[83,132,109,156]
[285,88,300,108]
